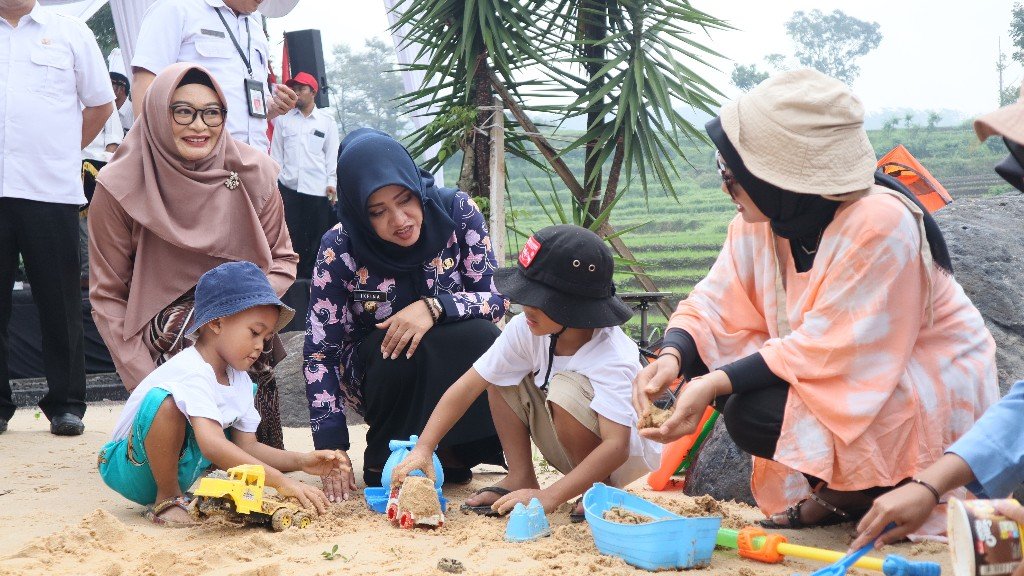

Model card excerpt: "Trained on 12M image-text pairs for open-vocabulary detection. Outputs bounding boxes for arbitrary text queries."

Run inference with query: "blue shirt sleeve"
[946,379,1024,498]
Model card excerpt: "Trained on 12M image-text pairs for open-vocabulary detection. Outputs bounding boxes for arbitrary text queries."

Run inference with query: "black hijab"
[706,117,953,274]
[996,137,1024,193]
[335,128,458,277]
[707,118,841,272]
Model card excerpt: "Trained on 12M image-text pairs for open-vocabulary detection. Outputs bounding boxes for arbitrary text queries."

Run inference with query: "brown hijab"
[93,63,288,341]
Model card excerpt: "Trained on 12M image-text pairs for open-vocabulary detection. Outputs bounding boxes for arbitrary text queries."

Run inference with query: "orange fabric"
[877,145,953,213]
[669,189,996,535]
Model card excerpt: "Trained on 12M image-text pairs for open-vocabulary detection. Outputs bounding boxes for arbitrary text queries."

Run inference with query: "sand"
[603,507,658,525]
[637,406,672,430]
[396,476,443,520]
[0,403,953,575]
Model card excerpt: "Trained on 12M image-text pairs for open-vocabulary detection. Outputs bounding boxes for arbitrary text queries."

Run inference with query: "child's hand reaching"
[276,477,330,514]
[391,447,435,485]
[492,488,555,515]
[301,450,345,476]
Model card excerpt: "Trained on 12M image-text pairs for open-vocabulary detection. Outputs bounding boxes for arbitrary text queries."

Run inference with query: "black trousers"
[716,386,788,460]
[279,182,336,280]
[356,319,505,472]
[0,198,86,421]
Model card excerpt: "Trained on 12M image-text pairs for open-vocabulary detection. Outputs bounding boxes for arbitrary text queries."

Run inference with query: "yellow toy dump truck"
[191,464,312,531]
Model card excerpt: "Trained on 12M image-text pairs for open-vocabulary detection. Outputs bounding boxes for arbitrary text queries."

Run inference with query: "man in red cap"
[270,71,339,279]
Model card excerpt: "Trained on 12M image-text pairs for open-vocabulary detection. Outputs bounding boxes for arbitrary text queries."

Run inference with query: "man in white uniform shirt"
[0,0,115,436]
[109,71,132,133]
[130,0,297,151]
[80,102,123,286]
[269,72,339,279]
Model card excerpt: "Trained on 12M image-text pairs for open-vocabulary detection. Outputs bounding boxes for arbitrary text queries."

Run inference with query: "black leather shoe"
[50,413,85,436]
[0,417,7,434]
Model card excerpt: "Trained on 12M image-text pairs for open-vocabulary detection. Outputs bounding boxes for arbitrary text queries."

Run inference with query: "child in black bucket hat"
[98,261,349,526]
[394,225,661,521]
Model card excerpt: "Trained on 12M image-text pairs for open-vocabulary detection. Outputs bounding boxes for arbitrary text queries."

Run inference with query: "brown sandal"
[143,496,197,527]
[759,491,866,529]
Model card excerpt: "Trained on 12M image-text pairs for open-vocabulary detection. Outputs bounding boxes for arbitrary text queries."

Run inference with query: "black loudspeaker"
[284,29,329,108]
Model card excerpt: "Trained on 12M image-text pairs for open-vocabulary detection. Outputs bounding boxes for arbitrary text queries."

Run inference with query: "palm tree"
[394,0,729,314]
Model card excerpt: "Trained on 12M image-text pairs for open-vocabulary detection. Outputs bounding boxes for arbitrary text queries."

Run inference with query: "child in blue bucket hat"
[97,261,348,526]
[393,225,661,522]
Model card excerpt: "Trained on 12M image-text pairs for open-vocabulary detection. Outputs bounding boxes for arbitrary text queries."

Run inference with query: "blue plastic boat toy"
[583,483,721,571]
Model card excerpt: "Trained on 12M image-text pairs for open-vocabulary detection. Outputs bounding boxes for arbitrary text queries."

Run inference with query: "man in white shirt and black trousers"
[0,0,115,436]
[270,72,339,279]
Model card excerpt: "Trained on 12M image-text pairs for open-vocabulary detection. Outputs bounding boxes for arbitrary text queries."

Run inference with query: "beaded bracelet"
[908,478,942,504]
[421,297,440,324]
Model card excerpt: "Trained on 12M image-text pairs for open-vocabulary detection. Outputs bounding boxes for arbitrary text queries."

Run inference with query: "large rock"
[684,194,1024,504]
[683,418,756,506]
[274,331,309,429]
[935,194,1024,395]
[274,331,366,429]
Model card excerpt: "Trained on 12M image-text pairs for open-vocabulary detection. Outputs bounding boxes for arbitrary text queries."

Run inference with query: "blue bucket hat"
[185,261,295,337]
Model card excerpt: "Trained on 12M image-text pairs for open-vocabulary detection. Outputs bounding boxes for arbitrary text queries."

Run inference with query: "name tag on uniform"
[245,78,267,118]
[200,29,226,38]
[313,130,325,138]
[353,290,387,302]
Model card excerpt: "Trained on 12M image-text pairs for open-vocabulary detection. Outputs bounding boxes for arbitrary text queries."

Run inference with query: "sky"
[265,0,1019,119]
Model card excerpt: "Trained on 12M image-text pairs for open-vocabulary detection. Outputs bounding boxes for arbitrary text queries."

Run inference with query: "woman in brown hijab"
[89,63,298,448]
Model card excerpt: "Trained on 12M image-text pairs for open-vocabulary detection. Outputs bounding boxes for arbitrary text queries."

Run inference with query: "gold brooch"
[224,171,241,190]
[364,301,378,313]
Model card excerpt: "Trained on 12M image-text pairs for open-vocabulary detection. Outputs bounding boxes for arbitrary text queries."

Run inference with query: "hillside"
[482,126,1015,340]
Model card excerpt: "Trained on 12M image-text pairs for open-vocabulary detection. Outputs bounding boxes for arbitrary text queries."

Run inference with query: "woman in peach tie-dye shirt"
[634,70,997,533]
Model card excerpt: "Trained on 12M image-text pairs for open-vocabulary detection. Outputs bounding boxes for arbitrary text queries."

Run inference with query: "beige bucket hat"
[974,84,1024,143]
[719,68,877,196]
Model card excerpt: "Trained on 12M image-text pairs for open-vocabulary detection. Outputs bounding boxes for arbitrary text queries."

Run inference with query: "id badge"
[245,78,267,119]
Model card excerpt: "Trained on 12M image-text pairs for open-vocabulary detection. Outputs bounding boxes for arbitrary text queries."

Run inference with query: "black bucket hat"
[494,225,632,328]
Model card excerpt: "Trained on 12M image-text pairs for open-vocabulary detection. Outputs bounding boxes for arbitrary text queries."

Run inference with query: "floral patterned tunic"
[303,192,508,450]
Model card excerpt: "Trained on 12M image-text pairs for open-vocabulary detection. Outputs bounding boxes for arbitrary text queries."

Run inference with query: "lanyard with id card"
[215,8,267,119]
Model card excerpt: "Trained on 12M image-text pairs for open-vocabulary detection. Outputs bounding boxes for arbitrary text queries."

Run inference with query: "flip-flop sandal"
[569,497,586,524]
[143,496,196,528]
[459,486,512,516]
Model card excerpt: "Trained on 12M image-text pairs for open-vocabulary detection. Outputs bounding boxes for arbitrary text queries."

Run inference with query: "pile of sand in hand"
[637,406,672,429]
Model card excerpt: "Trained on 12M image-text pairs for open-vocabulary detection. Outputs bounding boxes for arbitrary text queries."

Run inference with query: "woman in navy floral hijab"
[304,129,508,500]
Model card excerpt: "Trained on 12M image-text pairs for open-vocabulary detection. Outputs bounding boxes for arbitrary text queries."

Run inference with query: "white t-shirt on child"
[111,347,261,441]
[473,314,661,483]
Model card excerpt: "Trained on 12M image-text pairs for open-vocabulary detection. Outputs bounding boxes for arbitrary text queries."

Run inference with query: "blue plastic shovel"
[803,523,896,576]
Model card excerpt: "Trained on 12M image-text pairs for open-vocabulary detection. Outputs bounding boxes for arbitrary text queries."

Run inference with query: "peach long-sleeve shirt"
[670,188,997,531]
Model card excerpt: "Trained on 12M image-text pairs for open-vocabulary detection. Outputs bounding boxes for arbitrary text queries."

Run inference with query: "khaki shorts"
[496,371,600,476]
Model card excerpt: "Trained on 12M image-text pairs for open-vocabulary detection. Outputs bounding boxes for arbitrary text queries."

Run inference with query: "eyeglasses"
[715,151,737,196]
[169,104,227,127]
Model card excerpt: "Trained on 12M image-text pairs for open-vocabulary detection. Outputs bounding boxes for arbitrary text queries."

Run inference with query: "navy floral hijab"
[336,129,458,276]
